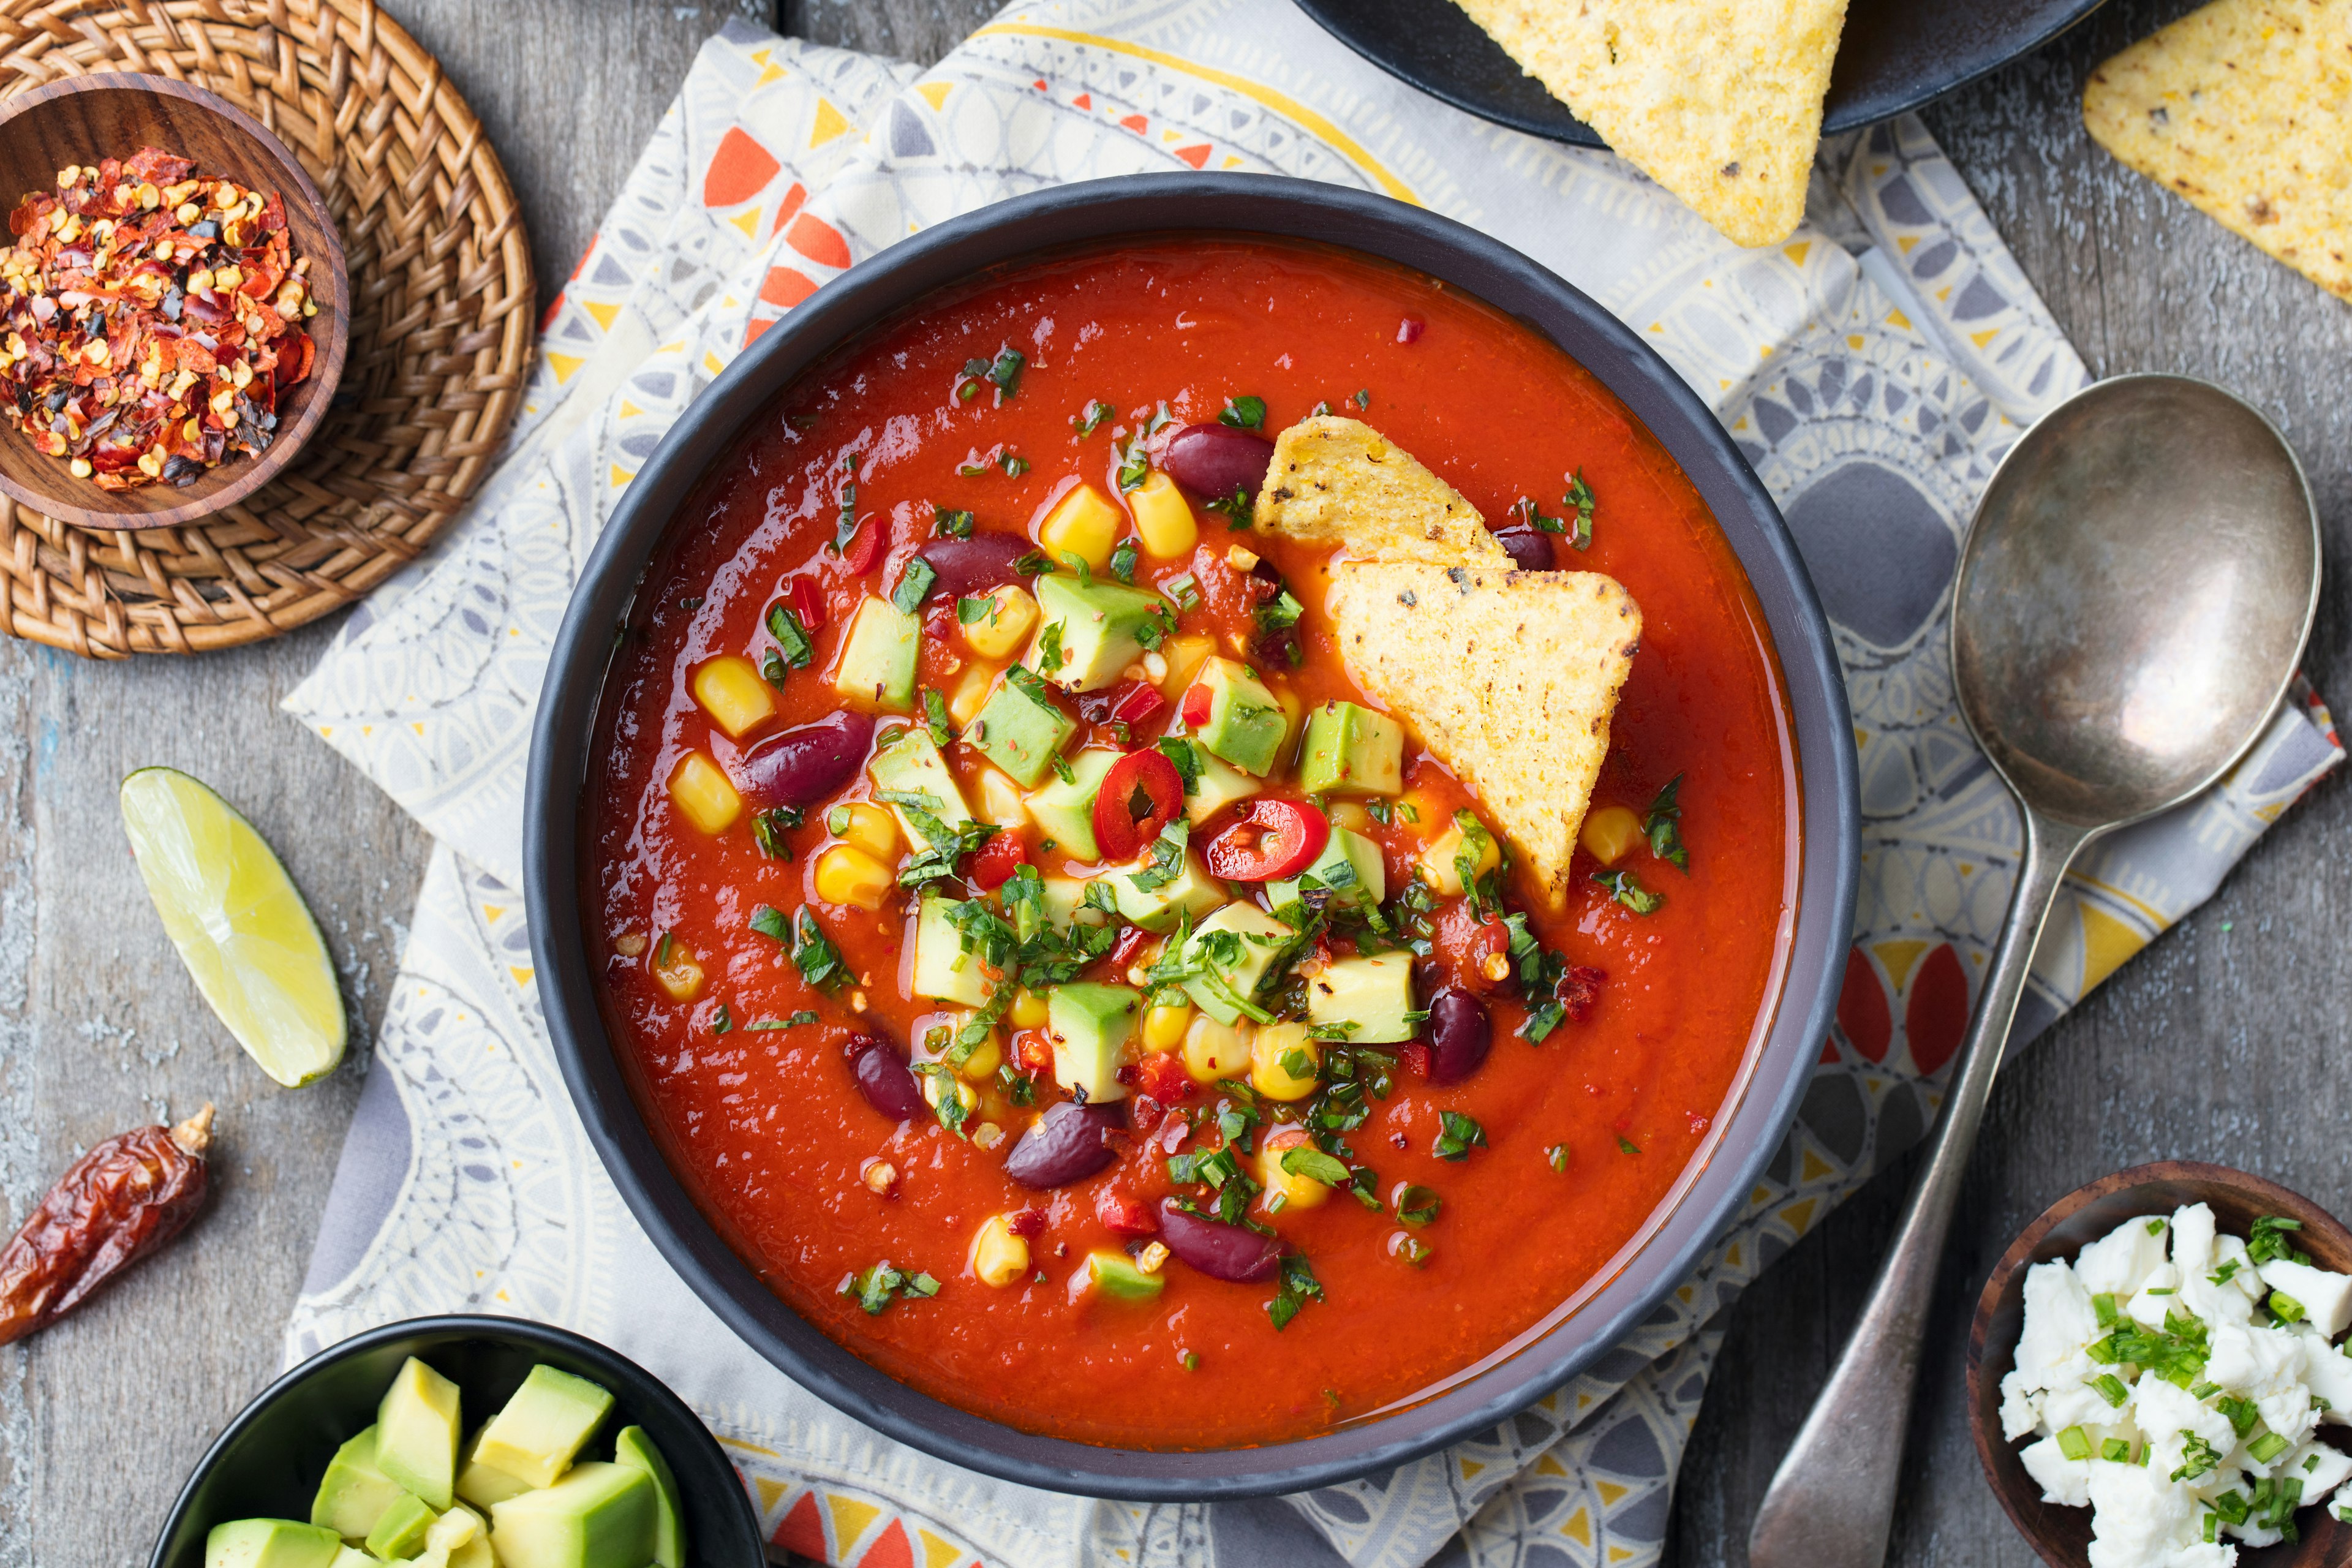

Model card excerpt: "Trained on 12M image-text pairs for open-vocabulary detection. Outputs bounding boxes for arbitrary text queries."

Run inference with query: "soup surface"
[588,239,1796,1449]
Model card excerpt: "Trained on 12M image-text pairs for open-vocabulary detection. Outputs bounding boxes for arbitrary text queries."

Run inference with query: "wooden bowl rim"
[0,70,351,531]
[1966,1159,2352,1568]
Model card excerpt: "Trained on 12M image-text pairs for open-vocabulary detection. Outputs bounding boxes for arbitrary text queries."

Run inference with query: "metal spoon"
[1748,374,2319,1568]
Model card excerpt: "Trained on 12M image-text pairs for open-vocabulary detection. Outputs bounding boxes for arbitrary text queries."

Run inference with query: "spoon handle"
[1748,807,2092,1568]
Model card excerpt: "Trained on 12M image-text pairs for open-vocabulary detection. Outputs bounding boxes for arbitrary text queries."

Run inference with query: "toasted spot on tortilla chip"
[1328,560,1642,909]
[1446,0,1849,247]
[1253,416,1511,566]
[2083,0,2352,301]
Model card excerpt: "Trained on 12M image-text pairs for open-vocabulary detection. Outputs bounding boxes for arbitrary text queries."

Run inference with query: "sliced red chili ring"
[1093,748,1184,861]
[1204,799,1329,881]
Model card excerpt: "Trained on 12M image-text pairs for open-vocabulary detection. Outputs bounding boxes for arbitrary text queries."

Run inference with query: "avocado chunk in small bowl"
[148,1314,761,1568]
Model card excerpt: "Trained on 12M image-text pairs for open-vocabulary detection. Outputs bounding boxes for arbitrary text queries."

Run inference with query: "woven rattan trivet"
[0,0,531,657]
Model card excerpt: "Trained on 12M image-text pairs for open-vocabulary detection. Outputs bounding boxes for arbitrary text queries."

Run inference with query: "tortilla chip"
[1448,0,1849,247]
[1327,560,1642,910]
[1253,416,1511,567]
[2083,0,2352,301]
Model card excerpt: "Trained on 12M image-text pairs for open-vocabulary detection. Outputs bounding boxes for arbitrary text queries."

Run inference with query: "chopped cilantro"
[1563,469,1596,551]
[1110,537,1139,584]
[751,805,801,860]
[1434,1111,1486,1161]
[891,556,937,614]
[1266,1253,1323,1331]
[833,454,860,552]
[790,908,849,992]
[1393,1183,1441,1227]
[842,1261,940,1316]
[1644,774,1688,870]
[710,1003,731,1033]
[765,600,815,676]
[1117,435,1150,492]
[932,503,974,538]
[1219,394,1266,430]
[1593,867,1664,914]
[1072,398,1115,437]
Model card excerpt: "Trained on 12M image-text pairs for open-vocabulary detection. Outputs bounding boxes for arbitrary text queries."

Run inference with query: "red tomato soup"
[587,239,1796,1449]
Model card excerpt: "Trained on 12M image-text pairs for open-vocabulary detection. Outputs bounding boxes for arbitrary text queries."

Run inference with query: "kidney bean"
[1157,1199,1281,1283]
[916,533,1036,598]
[846,1036,927,1123]
[1425,987,1492,1085]
[736,711,873,807]
[1493,524,1558,572]
[1001,1101,1125,1189]
[1160,423,1275,502]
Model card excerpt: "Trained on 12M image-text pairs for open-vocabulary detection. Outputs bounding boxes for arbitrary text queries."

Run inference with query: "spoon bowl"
[1752,374,2319,1568]
[1954,375,2320,826]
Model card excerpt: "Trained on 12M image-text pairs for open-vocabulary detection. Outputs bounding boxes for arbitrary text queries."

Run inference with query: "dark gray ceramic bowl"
[148,1315,763,1568]
[524,173,1861,1500]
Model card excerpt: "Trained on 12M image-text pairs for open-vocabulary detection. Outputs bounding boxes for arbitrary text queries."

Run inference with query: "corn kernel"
[1141,1001,1193,1054]
[1183,1013,1253,1085]
[1261,1132,1334,1209]
[1580,804,1644,866]
[1127,470,1198,559]
[1009,988,1050,1030]
[1419,817,1499,897]
[961,584,1039,660]
[689,654,777,739]
[1329,801,1375,835]
[1158,634,1215,699]
[971,1215,1030,1287]
[651,938,704,1001]
[1134,1241,1170,1275]
[1225,545,1259,572]
[970,766,1028,829]
[827,801,899,861]
[814,843,893,910]
[612,931,649,958]
[862,1160,898,1194]
[1250,1023,1321,1101]
[1036,481,1123,572]
[666,751,742,835]
[948,663,994,728]
[957,1031,1003,1080]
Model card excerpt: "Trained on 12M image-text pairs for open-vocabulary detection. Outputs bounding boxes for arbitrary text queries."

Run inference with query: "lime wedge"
[119,767,347,1087]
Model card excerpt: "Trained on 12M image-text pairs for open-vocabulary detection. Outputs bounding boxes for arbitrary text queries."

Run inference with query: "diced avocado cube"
[1048,982,1140,1103]
[454,1427,532,1510]
[328,1547,375,1568]
[488,1462,657,1568]
[966,672,1076,787]
[423,1504,489,1558]
[1082,1248,1166,1302]
[1268,827,1386,913]
[376,1356,462,1510]
[1297,701,1405,795]
[1306,952,1419,1043]
[1190,657,1287,777]
[472,1363,614,1490]
[1039,874,1112,931]
[612,1427,685,1568]
[1161,737,1259,827]
[832,595,920,712]
[1023,748,1118,861]
[1027,574,1166,692]
[311,1425,407,1540]
[1112,849,1227,933]
[365,1494,436,1561]
[1177,903,1293,1025]
[868,728,973,851]
[911,893,992,1006]
[204,1519,345,1568]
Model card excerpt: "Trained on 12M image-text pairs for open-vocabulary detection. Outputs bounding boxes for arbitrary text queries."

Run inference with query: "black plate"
[1298,0,2109,148]
[526,173,1860,1501]
[148,1314,765,1568]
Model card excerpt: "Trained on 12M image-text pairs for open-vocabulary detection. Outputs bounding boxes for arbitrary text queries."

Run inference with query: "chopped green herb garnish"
[842,1260,940,1316]
[1205,484,1252,526]
[1164,572,1202,612]
[745,1011,820,1031]
[790,907,849,992]
[1181,1351,1199,1371]
[1393,1183,1441,1227]
[765,600,815,675]
[1352,388,1370,410]
[1562,469,1596,551]
[747,905,788,943]
[1434,1111,1486,1161]
[892,556,937,614]
[2174,1431,2224,1482]
[833,454,860,552]
[1643,774,1687,871]
[2100,1437,2132,1463]
[2056,1426,2092,1461]
[1266,1253,1323,1331]
[923,688,952,747]
[1117,435,1150,492]
[2248,1215,2309,1267]
[1281,1146,1352,1188]
[751,805,801,860]
[933,503,974,538]
[1547,1144,1570,1173]
[1616,1134,1642,1155]
[1128,820,1191,892]
[2250,1430,2291,1464]
[2090,1373,2130,1408]
[1219,394,1267,430]
[2094,1292,2121,1329]
[1593,867,1664,914]
[1110,537,1139,584]
[2147,1219,2168,1235]
[1072,398,1114,437]
[2272,1289,2309,1324]
[710,1003,732,1033]
[2218,1395,2261,1437]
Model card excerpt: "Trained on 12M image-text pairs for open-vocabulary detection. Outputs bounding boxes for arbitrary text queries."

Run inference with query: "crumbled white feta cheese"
[2021,1433,2096,1508]
[2256,1256,2352,1338]
[2214,1235,2266,1300]
[2288,1436,2352,1499]
[2293,1325,2352,1425]
[2082,1215,2174,1298]
[2084,1462,2202,1568]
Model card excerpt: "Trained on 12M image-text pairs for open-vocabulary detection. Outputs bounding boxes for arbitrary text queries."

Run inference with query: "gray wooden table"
[1,1,2340,1563]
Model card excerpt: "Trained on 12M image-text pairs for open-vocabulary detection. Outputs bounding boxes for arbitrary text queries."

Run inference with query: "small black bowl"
[148,1315,764,1568]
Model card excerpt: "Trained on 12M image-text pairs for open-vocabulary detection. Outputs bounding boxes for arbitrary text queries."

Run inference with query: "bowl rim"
[145,1311,767,1567]
[0,70,352,531]
[1964,1160,2352,1568]
[524,172,1861,1499]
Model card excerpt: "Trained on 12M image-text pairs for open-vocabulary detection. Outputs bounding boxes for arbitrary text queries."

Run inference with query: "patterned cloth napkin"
[277,7,2344,1566]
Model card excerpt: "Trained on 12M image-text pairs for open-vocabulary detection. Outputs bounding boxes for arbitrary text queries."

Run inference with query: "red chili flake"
[1005,1207,1048,1238]
[1561,965,1606,1022]
[1396,317,1425,344]
[1129,1095,1166,1136]
[0,150,317,490]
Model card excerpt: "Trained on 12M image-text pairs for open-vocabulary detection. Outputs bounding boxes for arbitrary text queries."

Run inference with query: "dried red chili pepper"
[1,146,316,491]
[0,1102,214,1345]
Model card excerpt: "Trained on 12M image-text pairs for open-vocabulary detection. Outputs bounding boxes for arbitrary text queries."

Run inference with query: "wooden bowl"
[0,73,348,530]
[1968,1161,2352,1568]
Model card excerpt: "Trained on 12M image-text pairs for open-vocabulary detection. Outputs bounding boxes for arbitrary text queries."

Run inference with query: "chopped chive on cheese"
[2091,1373,2130,1408]
[2249,1431,2291,1464]
[2057,1426,2093,1461]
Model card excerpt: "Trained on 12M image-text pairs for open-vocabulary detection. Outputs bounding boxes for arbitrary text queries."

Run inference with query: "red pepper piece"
[787,575,826,632]
[1006,1207,1048,1238]
[1095,1188,1160,1238]
[1204,799,1329,882]
[0,1105,213,1346]
[839,519,883,576]
[1399,1043,1433,1079]
[1178,682,1213,729]
[1133,1050,1191,1107]
[969,829,1027,892]
[1091,747,1184,862]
